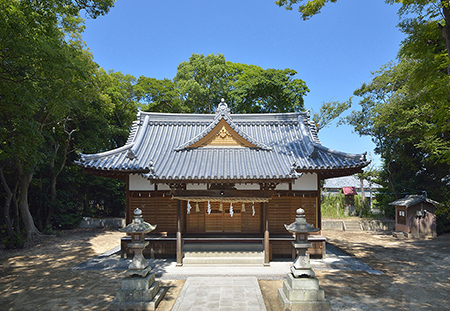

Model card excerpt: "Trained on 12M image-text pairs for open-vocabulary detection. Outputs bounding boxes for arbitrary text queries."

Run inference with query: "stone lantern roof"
[119,208,156,234]
[284,208,320,234]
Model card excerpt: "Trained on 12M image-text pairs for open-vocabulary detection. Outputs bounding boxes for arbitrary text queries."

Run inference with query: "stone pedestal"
[278,273,331,311]
[110,208,165,311]
[110,268,167,311]
[279,208,331,311]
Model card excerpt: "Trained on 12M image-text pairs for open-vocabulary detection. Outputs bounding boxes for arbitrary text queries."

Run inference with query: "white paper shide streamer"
[187,200,192,214]
[229,202,234,217]
[207,201,211,215]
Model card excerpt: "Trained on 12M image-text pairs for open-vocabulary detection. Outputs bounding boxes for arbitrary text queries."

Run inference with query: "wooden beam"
[171,189,273,199]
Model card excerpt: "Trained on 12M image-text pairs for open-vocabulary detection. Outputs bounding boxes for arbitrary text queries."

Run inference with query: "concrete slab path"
[171,277,266,311]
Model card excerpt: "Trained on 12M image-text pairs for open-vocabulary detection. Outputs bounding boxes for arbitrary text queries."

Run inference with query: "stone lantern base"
[110,269,167,311]
[278,273,331,311]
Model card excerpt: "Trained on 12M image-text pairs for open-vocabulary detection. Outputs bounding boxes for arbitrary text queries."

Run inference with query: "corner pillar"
[264,201,270,266]
[176,199,182,266]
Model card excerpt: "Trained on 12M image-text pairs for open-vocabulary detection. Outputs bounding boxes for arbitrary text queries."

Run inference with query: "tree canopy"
[0,0,116,241]
[171,53,309,114]
[341,3,450,211]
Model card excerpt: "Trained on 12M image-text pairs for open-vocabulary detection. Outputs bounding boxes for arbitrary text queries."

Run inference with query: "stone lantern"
[110,208,166,311]
[278,208,331,311]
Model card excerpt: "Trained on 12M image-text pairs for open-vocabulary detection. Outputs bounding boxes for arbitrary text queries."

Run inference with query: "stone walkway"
[171,277,266,311]
[73,243,382,276]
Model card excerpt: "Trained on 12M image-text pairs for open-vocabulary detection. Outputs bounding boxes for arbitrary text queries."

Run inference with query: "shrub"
[0,226,26,249]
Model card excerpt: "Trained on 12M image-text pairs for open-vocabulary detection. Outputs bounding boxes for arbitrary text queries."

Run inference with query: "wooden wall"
[128,191,183,234]
[268,194,317,234]
[185,201,261,234]
[127,191,318,236]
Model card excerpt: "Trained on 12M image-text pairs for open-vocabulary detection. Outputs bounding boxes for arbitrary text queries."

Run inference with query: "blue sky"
[82,0,405,168]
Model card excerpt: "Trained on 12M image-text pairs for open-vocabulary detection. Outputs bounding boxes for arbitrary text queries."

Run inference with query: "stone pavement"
[72,244,382,311]
[171,277,266,311]
[73,243,382,277]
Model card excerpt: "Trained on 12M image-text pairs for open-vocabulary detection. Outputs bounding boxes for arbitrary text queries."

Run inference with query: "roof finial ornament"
[216,98,230,116]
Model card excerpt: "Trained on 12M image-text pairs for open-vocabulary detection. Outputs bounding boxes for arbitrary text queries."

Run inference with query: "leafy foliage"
[275,0,339,20]
[311,99,351,132]
[171,53,309,114]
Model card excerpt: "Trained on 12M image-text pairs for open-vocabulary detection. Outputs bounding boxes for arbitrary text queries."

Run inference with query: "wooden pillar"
[176,199,182,266]
[263,201,270,266]
[317,174,322,231]
[125,175,131,224]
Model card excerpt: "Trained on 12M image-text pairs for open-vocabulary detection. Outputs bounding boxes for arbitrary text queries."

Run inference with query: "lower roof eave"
[82,168,149,179]
[299,165,368,180]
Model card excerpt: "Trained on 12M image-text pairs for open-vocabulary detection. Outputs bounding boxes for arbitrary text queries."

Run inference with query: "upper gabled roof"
[174,100,271,150]
[76,100,369,182]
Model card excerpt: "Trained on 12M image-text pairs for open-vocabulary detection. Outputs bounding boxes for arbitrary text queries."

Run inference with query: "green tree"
[174,53,309,114]
[0,0,114,240]
[136,77,188,113]
[228,64,309,113]
[174,53,228,113]
[311,99,351,132]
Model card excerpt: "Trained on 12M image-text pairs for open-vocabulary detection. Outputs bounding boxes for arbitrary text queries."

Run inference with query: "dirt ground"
[1,228,449,310]
[261,230,450,311]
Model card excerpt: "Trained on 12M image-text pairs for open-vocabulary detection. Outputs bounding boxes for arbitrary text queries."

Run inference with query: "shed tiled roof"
[389,195,441,207]
[76,101,369,182]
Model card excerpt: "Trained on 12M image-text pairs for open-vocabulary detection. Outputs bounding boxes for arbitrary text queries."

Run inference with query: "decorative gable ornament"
[174,99,271,151]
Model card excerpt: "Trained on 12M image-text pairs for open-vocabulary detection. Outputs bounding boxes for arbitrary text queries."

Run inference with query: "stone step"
[182,243,264,265]
[184,250,263,258]
[343,221,362,231]
[182,256,264,265]
[183,243,263,252]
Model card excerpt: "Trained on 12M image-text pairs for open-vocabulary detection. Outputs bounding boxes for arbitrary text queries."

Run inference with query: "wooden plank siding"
[128,191,318,235]
[186,201,260,234]
[129,191,182,234]
[268,195,317,234]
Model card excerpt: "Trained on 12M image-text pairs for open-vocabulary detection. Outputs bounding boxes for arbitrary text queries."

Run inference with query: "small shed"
[389,195,439,238]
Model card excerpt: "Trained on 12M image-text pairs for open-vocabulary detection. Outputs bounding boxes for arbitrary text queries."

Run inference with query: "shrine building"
[77,100,369,265]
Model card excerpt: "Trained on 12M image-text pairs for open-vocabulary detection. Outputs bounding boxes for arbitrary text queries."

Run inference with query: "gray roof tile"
[77,101,369,181]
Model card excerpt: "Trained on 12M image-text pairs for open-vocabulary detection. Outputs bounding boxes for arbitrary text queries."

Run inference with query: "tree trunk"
[13,182,20,234]
[16,163,41,240]
[45,125,75,228]
[440,2,450,74]
[45,173,57,227]
[360,178,366,203]
[0,165,15,238]
[359,177,365,218]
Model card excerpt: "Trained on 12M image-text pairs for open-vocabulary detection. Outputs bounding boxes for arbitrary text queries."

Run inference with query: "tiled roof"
[324,175,382,189]
[76,101,369,182]
[389,195,441,207]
